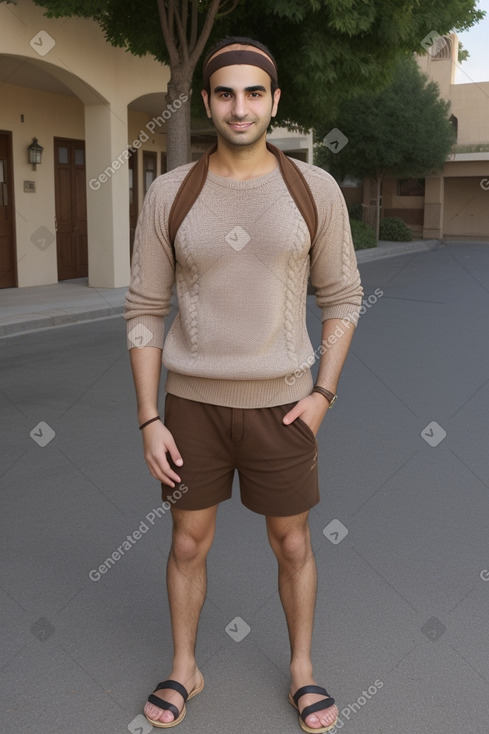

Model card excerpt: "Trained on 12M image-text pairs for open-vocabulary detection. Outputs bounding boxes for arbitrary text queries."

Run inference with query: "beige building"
[358,34,489,240]
[0,0,312,289]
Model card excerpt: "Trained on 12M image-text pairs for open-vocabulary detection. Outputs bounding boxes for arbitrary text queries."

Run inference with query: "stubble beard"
[210,112,272,148]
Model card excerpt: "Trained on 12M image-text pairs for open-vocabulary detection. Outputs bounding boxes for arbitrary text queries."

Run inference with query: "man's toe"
[144,701,174,723]
[305,713,321,727]
[304,703,338,729]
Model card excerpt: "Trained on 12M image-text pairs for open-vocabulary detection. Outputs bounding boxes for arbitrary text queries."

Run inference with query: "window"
[58,146,69,165]
[449,114,458,142]
[143,151,157,194]
[75,148,85,166]
[397,179,425,196]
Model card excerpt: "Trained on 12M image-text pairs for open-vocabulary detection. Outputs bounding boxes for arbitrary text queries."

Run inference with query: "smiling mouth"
[228,122,253,130]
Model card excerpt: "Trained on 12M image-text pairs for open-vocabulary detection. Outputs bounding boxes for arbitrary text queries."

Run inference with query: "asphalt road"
[1,241,489,734]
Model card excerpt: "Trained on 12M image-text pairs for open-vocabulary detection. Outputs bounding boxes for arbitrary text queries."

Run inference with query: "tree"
[31,0,240,170]
[31,0,483,169]
[315,55,456,240]
[204,0,483,134]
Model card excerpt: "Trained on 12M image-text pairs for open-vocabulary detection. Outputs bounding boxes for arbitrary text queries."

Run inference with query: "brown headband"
[203,49,278,89]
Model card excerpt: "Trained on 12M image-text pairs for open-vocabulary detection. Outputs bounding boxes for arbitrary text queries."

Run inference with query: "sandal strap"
[153,679,189,701]
[292,685,329,706]
[300,697,336,723]
[147,695,180,719]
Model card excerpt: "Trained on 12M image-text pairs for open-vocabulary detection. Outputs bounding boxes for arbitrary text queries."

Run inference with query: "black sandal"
[145,677,204,729]
[288,684,337,733]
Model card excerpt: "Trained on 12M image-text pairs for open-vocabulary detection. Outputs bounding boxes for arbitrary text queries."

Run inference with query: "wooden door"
[143,151,157,195]
[54,138,88,280]
[0,131,16,288]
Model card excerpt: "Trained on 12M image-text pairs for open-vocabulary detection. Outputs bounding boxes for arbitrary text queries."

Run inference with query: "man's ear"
[271,87,281,118]
[201,89,212,118]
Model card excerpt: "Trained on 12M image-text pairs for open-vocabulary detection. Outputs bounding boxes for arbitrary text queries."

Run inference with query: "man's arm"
[283,317,356,434]
[315,317,356,396]
[283,169,363,434]
[129,346,183,487]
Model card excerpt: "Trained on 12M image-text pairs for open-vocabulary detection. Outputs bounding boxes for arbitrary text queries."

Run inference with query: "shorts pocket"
[295,416,318,443]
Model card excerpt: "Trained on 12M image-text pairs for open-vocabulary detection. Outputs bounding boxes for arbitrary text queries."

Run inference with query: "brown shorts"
[162,393,319,516]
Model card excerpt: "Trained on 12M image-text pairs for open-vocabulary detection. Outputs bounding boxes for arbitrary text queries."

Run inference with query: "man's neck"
[208,137,278,180]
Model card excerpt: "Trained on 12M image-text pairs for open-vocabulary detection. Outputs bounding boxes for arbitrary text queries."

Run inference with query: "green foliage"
[350,219,376,250]
[379,217,413,242]
[454,143,489,153]
[348,204,363,221]
[32,0,485,133]
[316,55,456,183]
[458,41,470,62]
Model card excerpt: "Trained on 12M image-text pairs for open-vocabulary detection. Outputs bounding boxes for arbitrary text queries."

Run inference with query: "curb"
[354,239,440,264]
[307,238,440,294]
[1,239,441,338]
[0,305,124,338]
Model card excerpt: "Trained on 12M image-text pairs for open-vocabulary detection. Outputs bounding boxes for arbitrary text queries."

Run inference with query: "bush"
[379,217,413,242]
[349,203,363,221]
[350,219,376,250]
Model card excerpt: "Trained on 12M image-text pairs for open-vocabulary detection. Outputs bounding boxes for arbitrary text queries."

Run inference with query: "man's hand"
[282,392,330,436]
[141,420,183,487]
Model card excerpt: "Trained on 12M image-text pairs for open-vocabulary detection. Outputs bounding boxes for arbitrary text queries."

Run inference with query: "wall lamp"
[28,138,43,170]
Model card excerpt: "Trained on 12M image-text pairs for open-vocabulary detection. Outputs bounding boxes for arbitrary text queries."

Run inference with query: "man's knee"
[171,508,216,562]
[268,517,311,565]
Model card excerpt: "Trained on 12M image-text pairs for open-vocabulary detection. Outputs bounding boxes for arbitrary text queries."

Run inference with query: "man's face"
[201,48,281,148]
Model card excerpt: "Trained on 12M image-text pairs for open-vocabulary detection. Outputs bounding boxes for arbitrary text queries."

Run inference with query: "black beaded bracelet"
[139,415,161,430]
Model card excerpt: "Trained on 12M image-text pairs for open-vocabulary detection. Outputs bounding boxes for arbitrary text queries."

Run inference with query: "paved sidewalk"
[0,279,127,338]
[0,239,440,338]
[1,240,489,734]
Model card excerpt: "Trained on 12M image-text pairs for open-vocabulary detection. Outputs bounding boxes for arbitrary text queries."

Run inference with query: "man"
[124,36,363,732]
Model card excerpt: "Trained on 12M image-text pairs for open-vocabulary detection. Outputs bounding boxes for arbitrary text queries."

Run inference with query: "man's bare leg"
[144,504,218,725]
[266,512,338,731]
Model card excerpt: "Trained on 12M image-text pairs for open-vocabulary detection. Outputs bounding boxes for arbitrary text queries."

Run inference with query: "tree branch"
[217,0,240,18]
[189,0,198,54]
[173,3,189,63]
[181,0,188,41]
[168,0,175,52]
[156,0,179,65]
[189,0,221,68]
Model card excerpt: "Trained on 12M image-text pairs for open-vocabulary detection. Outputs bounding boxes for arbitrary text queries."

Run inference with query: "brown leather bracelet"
[139,415,161,430]
[312,386,337,407]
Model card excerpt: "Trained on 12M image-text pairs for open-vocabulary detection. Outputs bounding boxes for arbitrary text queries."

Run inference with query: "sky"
[454,0,489,83]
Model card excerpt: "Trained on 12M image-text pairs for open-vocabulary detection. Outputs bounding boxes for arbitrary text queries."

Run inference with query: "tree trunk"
[156,0,233,171]
[375,175,382,242]
[164,68,194,170]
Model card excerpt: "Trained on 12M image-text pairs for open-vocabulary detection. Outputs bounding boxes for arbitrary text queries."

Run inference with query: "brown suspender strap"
[167,141,318,255]
[168,143,217,247]
[266,142,318,244]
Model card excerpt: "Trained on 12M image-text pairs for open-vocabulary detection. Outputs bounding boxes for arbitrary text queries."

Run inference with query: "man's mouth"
[228,122,253,130]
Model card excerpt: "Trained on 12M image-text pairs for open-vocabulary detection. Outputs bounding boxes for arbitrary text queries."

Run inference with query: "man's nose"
[232,94,247,118]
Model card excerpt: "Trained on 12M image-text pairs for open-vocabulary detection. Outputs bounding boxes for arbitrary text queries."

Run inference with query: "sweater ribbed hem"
[164,370,314,408]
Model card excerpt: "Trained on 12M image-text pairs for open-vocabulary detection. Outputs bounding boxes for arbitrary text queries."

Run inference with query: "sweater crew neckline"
[206,165,280,189]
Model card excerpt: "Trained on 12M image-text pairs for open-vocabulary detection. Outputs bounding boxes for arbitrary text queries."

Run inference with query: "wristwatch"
[312,385,338,408]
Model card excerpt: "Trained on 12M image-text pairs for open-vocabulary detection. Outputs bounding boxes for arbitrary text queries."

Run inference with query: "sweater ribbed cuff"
[126,315,165,350]
[321,303,361,326]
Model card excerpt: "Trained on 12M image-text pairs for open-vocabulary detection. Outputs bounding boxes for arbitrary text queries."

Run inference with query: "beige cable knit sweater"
[124,157,363,408]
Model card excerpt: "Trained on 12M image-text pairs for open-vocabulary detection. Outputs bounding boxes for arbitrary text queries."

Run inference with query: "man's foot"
[144,668,204,727]
[289,679,338,732]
